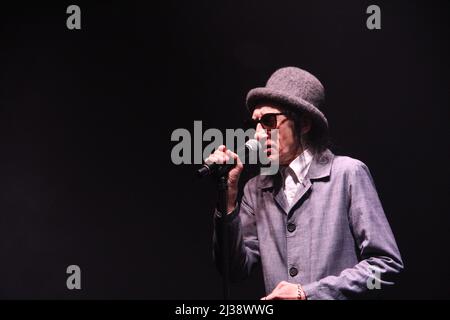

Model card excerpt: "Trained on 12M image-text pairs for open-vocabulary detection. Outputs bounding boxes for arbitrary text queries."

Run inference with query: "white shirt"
[281,149,314,207]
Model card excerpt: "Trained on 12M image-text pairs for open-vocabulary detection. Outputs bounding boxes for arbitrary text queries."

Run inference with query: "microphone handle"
[196,146,250,178]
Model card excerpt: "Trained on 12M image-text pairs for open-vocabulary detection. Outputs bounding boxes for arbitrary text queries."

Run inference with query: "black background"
[0,0,449,299]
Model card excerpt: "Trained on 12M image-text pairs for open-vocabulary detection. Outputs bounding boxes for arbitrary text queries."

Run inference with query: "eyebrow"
[252,111,261,120]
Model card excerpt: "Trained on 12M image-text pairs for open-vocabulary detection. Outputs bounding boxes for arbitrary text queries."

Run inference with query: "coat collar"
[258,148,334,189]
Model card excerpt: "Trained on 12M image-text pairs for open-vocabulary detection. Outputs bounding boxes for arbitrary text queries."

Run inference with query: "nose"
[255,123,268,141]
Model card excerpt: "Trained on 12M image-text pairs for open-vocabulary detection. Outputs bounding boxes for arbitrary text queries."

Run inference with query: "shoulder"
[331,154,373,181]
[332,155,367,172]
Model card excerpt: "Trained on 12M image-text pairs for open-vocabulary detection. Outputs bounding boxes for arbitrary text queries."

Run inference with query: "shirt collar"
[281,149,314,183]
[258,149,334,189]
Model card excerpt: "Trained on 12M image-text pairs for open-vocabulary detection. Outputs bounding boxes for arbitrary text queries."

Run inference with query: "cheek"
[276,133,287,152]
[276,130,295,153]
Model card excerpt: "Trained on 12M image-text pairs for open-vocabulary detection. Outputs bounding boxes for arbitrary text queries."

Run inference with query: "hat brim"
[246,87,328,130]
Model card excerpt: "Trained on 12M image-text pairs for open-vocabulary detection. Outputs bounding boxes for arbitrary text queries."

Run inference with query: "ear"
[300,114,312,135]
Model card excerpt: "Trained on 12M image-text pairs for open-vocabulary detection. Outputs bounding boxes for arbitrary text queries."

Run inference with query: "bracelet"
[297,284,306,300]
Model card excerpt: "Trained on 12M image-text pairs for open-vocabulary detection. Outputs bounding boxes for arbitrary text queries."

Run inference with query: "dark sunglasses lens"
[261,114,277,128]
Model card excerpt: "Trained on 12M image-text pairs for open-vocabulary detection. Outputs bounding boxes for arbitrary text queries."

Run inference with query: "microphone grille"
[245,139,261,152]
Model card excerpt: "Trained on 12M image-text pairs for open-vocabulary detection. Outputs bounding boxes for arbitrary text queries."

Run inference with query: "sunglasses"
[245,112,287,129]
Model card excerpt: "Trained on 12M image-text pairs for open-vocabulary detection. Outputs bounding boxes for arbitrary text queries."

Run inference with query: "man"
[210,67,403,300]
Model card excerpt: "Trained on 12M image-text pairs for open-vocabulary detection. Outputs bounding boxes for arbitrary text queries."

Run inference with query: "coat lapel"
[258,149,335,216]
[288,179,312,216]
[288,149,334,214]
[273,181,289,215]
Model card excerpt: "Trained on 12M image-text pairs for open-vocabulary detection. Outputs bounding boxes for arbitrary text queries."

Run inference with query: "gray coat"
[213,149,403,299]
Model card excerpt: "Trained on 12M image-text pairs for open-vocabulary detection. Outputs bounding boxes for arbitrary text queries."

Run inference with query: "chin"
[266,154,280,163]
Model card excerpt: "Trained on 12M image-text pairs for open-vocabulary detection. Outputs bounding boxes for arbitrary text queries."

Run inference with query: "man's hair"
[282,106,330,154]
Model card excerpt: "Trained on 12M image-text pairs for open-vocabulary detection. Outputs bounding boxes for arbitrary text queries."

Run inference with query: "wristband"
[297,284,306,300]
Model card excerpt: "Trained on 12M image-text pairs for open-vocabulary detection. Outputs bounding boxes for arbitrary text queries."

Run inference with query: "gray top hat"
[246,67,328,130]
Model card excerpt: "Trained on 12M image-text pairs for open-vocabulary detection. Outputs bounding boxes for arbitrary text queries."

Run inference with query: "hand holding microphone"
[207,145,243,184]
[206,145,243,213]
[198,139,261,214]
[197,139,260,178]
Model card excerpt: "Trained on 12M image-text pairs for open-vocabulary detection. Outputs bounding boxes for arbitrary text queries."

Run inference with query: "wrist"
[297,284,307,300]
[227,192,237,212]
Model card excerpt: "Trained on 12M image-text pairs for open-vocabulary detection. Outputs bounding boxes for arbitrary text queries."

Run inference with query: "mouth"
[264,145,278,158]
[260,139,278,158]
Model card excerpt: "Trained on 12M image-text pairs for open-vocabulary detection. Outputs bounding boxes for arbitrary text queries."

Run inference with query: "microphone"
[196,139,261,178]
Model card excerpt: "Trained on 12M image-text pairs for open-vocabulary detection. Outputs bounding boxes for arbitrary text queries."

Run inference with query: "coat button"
[289,267,298,277]
[287,223,296,232]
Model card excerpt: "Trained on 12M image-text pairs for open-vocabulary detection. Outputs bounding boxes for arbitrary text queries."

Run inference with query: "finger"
[221,153,228,163]
[211,153,226,164]
[264,292,278,300]
[225,150,235,164]
[264,286,281,300]
[207,155,218,164]
[227,150,242,167]
[212,150,221,159]
[213,149,226,163]
[213,147,225,156]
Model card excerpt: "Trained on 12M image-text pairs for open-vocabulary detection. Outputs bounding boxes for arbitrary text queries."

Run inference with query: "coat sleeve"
[302,161,404,299]
[212,182,260,282]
